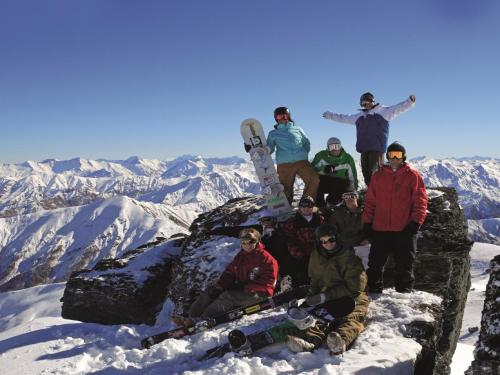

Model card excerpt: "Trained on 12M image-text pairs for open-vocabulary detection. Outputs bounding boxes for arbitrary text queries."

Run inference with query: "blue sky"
[1,0,499,163]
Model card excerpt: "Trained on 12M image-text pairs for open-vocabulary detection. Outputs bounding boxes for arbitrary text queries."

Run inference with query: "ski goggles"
[360,100,374,107]
[299,202,314,208]
[320,236,336,245]
[387,151,405,159]
[240,239,257,245]
[342,192,358,200]
[274,113,289,121]
[328,143,342,151]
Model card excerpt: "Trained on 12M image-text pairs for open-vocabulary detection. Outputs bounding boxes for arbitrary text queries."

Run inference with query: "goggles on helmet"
[328,143,342,151]
[275,113,289,121]
[387,151,404,160]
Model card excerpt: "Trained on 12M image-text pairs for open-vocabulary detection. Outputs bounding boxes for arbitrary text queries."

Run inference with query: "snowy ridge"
[0,196,187,291]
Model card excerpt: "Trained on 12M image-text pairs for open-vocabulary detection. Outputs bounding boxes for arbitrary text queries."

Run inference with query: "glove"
[409,94,416,103]
[404,221,420,235]
[243,143,251,152]
[322,111,334,120]
[363,223,373,238]
[304,293,327,307]
[248,267,261,281]
[323,165,336,174]
[207,286,223,299]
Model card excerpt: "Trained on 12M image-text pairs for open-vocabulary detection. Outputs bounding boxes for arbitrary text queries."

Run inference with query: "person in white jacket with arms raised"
[322,92,416,186]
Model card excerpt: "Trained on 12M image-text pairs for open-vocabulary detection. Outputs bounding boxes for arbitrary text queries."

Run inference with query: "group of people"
[178,92,428,356]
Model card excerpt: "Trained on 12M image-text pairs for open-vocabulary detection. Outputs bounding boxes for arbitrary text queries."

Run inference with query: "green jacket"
[308,245,368,304]
[328,205,365,247]
[311,149,358,190]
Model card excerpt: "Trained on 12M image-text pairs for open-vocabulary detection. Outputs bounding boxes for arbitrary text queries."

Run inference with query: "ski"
[199,295,356,360]
[240,118,292,218]
[141,285,309,349]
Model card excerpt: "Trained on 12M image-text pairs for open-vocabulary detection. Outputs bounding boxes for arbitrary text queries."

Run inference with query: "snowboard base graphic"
[240,118,292,218]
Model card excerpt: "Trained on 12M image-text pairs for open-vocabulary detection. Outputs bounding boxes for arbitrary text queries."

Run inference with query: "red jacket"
[215,242,278,296]
[281,212,325,259]
[363,163,427,232]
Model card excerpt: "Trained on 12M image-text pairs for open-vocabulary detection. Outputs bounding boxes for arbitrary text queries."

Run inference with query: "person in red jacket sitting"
[186,228,279,319]
[362,142,427,293]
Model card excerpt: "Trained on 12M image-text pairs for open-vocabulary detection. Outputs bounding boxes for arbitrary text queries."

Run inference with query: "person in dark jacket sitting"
[329,190,369,248]
[281,196,325,286]
[186,228,278,319]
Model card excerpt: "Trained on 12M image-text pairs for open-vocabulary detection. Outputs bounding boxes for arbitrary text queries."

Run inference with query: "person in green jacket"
[329,191,370,248]
[286,224,370,354]
[311,137,358,207]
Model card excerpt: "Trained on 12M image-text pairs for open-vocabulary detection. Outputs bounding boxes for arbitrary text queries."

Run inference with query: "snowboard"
[140,285,309,349]
[240,118,292,218]
[199,295,356,360]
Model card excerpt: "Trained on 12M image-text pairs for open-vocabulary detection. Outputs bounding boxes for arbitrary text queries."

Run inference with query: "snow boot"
[327,331,346,355]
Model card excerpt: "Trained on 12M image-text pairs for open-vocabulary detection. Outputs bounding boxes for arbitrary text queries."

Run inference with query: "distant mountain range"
[0,155,498,291]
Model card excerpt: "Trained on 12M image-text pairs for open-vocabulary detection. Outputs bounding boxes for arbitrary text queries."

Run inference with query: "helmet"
[299,195,315,207]
[360,92,375,105]
[273,107,290,117]
[326,137,342,149]
[387,141,407,161]
[259,209,276,222]
[315,224,337,240]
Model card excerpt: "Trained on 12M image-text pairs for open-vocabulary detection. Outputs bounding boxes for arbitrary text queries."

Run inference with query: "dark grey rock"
[466,254,500,375]
[61,236,184,325]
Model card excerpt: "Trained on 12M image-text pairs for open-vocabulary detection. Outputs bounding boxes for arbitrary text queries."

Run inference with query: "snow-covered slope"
[411,157,500,244]
[4,241,497,374]
[0,196,188,291]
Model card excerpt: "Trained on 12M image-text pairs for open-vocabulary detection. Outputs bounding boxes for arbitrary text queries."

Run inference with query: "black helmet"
[274,106,290,117]
[315,224,337,240]
[360,92,375,106]
[386,141,407,161]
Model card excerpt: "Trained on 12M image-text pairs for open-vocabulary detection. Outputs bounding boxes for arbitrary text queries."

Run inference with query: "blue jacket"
[267,122,311,164]
[324,98,415,153]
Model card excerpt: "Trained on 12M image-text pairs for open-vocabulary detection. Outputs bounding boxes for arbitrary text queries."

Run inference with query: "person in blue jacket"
[266,107,320,204]
[322,93,416,186]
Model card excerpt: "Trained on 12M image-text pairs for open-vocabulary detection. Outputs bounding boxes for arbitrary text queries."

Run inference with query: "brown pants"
[277,160,320,204]
[335,292,370,347]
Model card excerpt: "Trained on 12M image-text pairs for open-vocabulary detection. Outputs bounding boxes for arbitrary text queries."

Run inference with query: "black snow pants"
[366,230,416,293]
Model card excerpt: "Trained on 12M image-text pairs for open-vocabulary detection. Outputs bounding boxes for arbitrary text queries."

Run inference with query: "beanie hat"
[315,224,337,240]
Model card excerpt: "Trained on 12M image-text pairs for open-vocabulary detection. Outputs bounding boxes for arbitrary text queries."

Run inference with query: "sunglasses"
[328,143,342,151]
[299,203,314,208]
[259,217,274,223]
[342,193,357,200]
[320,236,336,245]
[240,239,257,245]
[387,151,404,159]
[360,100,373,107]
[275,113,289,121]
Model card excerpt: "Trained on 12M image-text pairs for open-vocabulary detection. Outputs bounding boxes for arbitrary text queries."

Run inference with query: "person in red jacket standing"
[186,228,279,319]
[362,142,427,293]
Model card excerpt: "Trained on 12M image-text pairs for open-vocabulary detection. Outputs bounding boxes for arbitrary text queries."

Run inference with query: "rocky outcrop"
[60,188,473,375]
[466,254,500,375]
[398,187,473,375]
[61,236,185,325]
